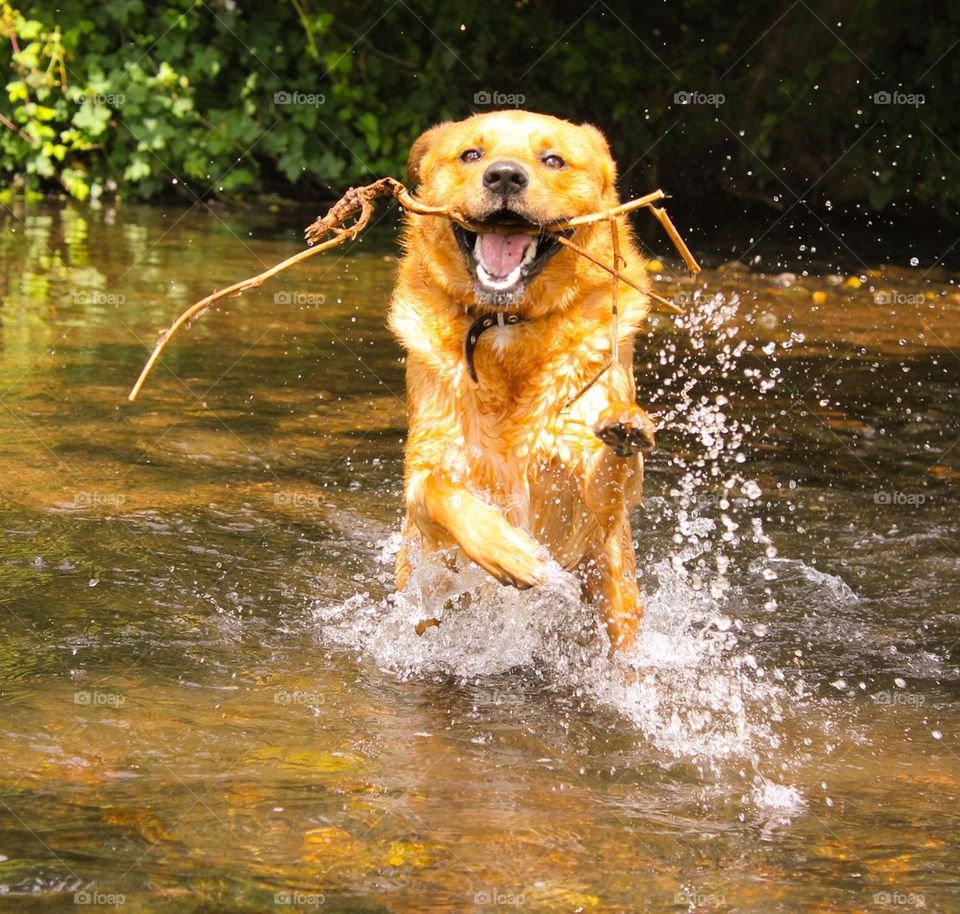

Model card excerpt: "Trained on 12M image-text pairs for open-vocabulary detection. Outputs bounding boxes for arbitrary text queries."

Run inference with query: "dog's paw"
[594,403,656,457]
[472,535,547,590]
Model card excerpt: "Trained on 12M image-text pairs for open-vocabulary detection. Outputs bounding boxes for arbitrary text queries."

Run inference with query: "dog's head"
[406,110,620,310]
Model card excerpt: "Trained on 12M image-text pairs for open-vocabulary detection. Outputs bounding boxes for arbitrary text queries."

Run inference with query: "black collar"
[464,310,528,383]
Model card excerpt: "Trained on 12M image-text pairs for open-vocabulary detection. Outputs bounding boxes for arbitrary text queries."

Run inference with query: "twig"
[129,177,700,401]
[554,235,684,314]
[553,190,667,229]
[564,359,612,410]
[650,205,701,276]
[609,217,621,372]
[128,196,378,401]
[0,111,37,146]
[289,0,319,59]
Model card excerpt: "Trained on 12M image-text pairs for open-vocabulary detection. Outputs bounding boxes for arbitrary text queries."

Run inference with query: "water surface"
[0,202,958,912]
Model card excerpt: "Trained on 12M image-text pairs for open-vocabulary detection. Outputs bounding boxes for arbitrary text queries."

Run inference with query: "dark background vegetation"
[2,0,958,253]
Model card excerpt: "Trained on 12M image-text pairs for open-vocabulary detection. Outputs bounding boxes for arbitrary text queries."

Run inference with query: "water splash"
[313,292,803,787]
[313,533,790,766]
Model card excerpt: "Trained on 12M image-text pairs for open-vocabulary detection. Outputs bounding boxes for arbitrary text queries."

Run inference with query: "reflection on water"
[0,202,958,912]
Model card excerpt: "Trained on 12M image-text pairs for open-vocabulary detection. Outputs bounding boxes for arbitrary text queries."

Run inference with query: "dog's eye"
[541,153,567,170]
[459,148,483,163]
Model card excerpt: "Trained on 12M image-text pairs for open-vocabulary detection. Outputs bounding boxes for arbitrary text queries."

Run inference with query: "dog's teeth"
[521,239,537,265]
[474,234,483,263]
[477,263,523,290]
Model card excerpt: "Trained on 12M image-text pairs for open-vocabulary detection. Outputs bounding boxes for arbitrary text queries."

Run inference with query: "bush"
[1,0,957,221]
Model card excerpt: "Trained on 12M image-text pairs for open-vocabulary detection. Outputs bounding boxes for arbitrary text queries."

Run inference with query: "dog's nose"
[482,160,529,195]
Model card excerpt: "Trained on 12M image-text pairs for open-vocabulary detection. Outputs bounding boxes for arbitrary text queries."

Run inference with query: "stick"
[554,235,684,314]
[564,359,611,410]
[552,190,666,229]
[609,217,621,372]
[128,202,375,401]
[0,111,37,145]
[650,205,701,276]
[128,178,698,401]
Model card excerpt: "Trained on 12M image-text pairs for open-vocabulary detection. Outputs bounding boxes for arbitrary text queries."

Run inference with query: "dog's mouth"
[453,210,567,302]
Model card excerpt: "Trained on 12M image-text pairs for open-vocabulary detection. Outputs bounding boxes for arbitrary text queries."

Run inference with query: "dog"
[388,110,655,650]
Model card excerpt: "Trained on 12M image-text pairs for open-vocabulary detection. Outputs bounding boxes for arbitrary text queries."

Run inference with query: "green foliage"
[0,0,957,219]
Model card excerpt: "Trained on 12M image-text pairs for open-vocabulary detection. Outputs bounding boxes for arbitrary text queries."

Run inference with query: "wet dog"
[389,110,654,650]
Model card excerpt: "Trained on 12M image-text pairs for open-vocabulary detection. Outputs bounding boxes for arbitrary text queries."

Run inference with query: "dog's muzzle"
[452,212,567,306]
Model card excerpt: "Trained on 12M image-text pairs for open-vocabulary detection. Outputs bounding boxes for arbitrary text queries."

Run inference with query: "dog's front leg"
[581,363,655,521]
[578,366,655,651]
[406,468,547,589]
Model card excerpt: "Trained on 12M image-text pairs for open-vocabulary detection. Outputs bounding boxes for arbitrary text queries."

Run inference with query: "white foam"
[751,778,806,815]
[313,535,789,766]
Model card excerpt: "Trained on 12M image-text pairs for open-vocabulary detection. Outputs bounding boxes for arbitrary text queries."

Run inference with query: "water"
[0,202,958,912]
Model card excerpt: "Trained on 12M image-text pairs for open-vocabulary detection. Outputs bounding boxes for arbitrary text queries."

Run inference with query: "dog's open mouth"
[453,210,566,304]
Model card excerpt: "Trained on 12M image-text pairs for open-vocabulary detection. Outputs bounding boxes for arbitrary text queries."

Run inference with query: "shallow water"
[0,202,958,913]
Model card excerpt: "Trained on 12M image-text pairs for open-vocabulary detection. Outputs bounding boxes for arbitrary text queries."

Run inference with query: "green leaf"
[73,103,112,136]
[17,20,45,41]
[123,156,152,182]
[357,112,379,154]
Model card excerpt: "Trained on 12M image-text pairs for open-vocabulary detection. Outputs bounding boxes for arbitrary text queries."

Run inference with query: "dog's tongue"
[478,232,532,278]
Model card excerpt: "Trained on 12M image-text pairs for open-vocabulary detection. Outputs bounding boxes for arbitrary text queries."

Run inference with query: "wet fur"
[388,110,653,650]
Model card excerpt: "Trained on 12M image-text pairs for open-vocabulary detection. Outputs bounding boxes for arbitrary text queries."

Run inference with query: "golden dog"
[389,110,655,650]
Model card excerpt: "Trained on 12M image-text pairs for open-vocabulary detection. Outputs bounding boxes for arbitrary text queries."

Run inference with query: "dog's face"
[407,110,619,308]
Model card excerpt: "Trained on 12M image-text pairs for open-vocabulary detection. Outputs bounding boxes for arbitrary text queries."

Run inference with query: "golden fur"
[388,110,655,649]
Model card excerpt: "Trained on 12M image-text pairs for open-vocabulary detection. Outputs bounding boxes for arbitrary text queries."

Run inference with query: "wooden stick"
[129,178,697,400]
[650,205,701,276]
[555,235,684,314]
[0,111,37,146]
[128,207,373,401]
[644,287,686,314]
[609,218,621,372]
[552,190,666,229]
[564,359,611,410]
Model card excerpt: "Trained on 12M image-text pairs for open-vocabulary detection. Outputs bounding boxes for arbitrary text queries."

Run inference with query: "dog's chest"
[457,381,594,528]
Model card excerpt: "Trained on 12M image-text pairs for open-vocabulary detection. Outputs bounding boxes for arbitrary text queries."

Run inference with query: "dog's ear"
[578,122,618,194]
[407,122,449,187]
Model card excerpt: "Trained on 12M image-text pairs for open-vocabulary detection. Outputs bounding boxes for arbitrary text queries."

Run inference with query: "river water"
[0,202,957,912]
